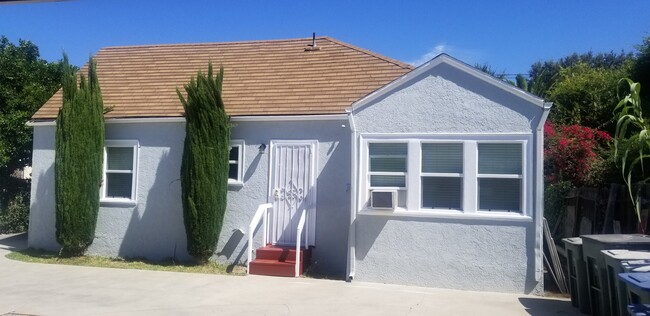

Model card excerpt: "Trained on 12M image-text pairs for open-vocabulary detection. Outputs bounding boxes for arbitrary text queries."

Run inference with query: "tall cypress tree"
[55,55,104,256]
[177,63,230,263]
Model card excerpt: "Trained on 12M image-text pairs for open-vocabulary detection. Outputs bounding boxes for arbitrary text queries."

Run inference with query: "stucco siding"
[28,119,350,276]
[350,60,545,293]
[354,215,540,293]
[354,63,541,134]
[219,120,351,277]
[28,126,58,251]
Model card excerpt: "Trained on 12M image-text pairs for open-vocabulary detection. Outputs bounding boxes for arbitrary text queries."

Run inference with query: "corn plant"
[614,79,649,225]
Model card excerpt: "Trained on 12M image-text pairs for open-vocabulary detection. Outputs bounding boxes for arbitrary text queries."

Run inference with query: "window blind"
[478,178,521,212]
[478,143,521,174]
[107,147,134,171]
[371,175,406,188]
[106,173,133,199]
[422,177,462,209]
[422,143,463,173]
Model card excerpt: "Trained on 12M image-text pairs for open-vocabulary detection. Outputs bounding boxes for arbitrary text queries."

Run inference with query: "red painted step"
[249,245,312,277]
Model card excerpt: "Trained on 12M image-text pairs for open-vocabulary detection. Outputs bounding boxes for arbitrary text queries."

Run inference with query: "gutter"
[345,107,358,281]
[534,101,553,282]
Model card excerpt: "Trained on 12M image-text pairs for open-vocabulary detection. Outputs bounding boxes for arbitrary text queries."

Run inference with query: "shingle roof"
[32,37,413,120]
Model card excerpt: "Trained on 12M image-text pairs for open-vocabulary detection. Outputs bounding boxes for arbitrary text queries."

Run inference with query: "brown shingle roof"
[33,37,413,120]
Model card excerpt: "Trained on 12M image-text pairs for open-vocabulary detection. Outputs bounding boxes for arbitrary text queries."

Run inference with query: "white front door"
[268,140,317,246]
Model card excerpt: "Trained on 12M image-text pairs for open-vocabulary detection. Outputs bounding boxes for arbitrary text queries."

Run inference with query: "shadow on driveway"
[0,233,27,251]
[519,297,579,315]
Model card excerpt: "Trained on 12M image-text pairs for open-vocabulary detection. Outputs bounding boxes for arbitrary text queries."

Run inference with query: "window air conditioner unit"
[370,190,397,210]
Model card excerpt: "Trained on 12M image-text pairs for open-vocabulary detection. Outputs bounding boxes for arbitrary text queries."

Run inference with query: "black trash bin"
[582,234,650,316]
[564,237,590,313]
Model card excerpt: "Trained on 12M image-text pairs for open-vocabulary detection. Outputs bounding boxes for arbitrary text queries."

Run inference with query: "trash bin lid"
[602,249,650,260]
[562,237,582,245]
[619,273,650,290]
[623,260,650,272]
[582,234,650,245]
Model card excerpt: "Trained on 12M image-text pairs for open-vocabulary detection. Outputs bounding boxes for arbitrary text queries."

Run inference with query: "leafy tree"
[0,36,63,210]
[631,36,650,107]
[177,63,230,264]
[546,62,631,132]
[528,51,634,98]
[55,55,104,256]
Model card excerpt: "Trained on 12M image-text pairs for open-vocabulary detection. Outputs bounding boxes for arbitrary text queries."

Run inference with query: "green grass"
[6,248,246,275]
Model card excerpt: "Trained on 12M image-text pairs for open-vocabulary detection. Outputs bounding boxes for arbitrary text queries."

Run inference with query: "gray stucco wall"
[354,63,542,134]
[354,215,539,293]
[28,119,350,277]
[351,62,545,293]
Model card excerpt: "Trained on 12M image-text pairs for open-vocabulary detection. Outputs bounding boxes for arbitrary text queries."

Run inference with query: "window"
[361,137,528,216]
[229,140,244,185]
[478,143,523,212]
[102,140,138,203]
[368,143,407,188]
[421,143,463,210]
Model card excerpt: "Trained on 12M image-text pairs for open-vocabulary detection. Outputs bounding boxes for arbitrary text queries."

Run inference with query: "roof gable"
[33,37,413,120]
[351,53,547,114]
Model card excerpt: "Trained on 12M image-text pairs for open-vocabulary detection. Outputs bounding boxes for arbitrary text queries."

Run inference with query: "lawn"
[6,248,246,275]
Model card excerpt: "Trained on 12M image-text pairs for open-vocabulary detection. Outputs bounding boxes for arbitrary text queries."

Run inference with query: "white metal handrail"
[247,203,273,274]
[295,208,308,277]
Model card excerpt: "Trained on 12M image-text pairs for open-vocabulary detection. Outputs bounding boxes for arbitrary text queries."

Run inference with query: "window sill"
[100,199,137,207]
[228,181,244,188]
[358,208,533,222]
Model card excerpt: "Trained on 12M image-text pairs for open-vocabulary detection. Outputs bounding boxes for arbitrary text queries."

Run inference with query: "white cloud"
[407,43,484,67]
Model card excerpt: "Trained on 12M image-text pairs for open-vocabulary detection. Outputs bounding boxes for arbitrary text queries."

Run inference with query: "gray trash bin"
[564,237,590,313]
[582,234,650,316]
[623,260,650,273]
[603,250,650,316]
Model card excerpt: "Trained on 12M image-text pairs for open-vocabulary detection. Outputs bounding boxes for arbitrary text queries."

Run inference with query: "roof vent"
[305,32,321,52]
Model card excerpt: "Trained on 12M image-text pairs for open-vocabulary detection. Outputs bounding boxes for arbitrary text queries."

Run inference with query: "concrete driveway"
[0,233,579,316]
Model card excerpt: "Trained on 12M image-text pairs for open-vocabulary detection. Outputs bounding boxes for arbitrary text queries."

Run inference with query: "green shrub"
[177,63,230,263]
[0,192,29,233]
[545,181,574,233]
[55,55,104,256]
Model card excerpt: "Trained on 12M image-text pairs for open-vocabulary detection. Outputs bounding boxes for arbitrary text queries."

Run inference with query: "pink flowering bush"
[545,122,613,187]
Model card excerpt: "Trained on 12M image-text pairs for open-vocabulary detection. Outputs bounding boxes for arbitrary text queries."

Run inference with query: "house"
[27,36,550,294]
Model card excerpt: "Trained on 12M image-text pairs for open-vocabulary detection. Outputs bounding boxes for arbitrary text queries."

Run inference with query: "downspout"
[346,107,357,281]
[534,101,553,282]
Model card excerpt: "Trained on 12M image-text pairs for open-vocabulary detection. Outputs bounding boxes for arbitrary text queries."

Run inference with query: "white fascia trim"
[350,54,545,113]
[232,114,347,122]
[27,114,348,126]
[27,117,186,126]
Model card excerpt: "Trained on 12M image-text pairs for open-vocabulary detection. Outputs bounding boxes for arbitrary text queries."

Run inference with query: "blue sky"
[1,0,649,76]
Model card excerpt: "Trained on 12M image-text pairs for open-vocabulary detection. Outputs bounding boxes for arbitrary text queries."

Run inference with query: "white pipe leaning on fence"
[247,203,273,275]
[295,209,307,277]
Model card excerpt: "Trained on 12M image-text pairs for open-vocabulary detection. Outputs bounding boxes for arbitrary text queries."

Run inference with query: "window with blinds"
[368,143,407,188]
[477,143,522,212]
[421,143,463,209]
[103,140,138,202]
[228,140,244,184]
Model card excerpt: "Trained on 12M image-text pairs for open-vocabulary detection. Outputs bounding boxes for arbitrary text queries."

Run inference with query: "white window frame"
[358,134,532,221]
[365,140,408,208]
[101,139,139,205]
[420,141,464,211]
[476,140,526,214]
[228,140,245,186]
